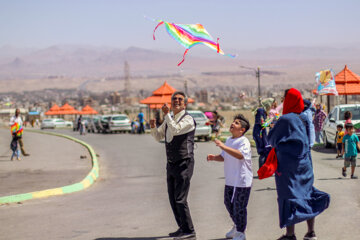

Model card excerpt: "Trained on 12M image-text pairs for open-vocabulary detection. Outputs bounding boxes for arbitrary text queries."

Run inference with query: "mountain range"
[0,45,360,92]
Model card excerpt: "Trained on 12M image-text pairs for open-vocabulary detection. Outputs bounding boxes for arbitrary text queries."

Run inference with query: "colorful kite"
[315,69,338,95]
[152,20,235,66]
[11,122,23,137]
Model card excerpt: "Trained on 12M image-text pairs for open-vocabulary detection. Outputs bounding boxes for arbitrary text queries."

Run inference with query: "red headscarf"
[282,88,304,115]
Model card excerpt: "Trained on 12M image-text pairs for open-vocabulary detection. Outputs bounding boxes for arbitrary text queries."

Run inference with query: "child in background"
[344,111,352,135]
[335,124,344,158]
[342,123,359,179]
[207,114,252,240]
[10,134,20,161]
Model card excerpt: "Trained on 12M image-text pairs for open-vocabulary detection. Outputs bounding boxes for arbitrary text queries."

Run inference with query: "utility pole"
[256,67,261,106]
[124,61,130,97]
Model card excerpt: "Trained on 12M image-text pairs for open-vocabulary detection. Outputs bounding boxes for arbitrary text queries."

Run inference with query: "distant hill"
[0,45,360,92]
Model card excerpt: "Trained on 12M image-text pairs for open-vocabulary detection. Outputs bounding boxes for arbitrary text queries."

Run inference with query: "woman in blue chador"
[258,88,330,240]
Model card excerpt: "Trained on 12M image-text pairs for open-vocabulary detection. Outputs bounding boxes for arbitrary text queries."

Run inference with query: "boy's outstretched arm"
[214,139,244,160]
[207,154,224,162]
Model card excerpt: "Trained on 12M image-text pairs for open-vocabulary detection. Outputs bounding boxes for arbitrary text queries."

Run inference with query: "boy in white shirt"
[207,114,252,240]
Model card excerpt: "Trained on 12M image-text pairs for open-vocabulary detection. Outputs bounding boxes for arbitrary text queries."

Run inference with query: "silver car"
[188,110,212,141]
[108,114,131,133]
[41,118,73,129]
[322,104,360,148]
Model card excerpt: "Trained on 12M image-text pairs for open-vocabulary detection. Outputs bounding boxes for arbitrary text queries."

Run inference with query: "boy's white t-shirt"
[221,136,253,187]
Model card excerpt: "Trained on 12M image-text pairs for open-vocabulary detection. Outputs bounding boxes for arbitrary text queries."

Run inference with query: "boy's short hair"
[337,124,343,129]
[345,123,353,129]
[234,114,250,134]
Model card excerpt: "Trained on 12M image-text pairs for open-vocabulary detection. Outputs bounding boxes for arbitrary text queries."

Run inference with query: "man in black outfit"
[150,91,196,239]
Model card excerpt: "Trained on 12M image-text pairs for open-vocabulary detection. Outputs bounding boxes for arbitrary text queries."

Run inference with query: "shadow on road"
[95,237,170,240]
[312,146,336,154]
[317,177,349,181]
[255,187,276,191]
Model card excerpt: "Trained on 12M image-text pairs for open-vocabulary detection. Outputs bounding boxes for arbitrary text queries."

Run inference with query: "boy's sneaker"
[336,155,340,159]
[351,175,358,179]
[225,226,236,239]
[303,231,317,240]
[277,235,297,240]
[232,231,246,240]
[342,168,347,177]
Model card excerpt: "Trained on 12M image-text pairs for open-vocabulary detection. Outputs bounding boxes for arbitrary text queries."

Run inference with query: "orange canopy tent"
[79,105,98,115]
[58,103,79,115]
[45,104,61,115]
[140,81,194,109]
[335,65,360,99]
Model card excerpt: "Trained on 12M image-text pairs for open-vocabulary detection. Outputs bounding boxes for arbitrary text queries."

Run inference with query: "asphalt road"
[0,129,359,240]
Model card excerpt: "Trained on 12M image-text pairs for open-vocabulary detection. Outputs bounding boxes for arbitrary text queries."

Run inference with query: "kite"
[152,19,235,66]
[11,122,23,137]
[315,69,338,95]
[261,113,280,129]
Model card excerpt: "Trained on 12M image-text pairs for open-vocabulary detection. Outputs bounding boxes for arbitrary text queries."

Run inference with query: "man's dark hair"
[337,124,343,129]
[171,91,188,104]
[344,111,352,120]
[345,122,353,129]
[234,114,250,134]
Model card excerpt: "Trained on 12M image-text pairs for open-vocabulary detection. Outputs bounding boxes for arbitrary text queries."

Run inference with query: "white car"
[41,118,73,129]
[322,104,360,148]
[187,110,212,141]
[108,114,131,133]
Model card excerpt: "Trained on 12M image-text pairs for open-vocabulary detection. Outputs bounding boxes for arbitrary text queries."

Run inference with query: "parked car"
[108,114,131,133]
[94,115,111,133]
[322,104,360,148]
[41,118,73,129]
[187,110,212,141]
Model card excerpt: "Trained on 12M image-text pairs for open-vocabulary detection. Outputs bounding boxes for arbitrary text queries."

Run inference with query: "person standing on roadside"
[9,108,30,157]
[138,110,145,134]
[150,91,197,239]
[313,103,327,143]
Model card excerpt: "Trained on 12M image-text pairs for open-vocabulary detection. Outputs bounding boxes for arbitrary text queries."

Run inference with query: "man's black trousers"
[166,158,195,233]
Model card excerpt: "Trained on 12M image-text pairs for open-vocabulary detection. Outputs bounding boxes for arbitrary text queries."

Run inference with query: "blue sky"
[1,0,359,51]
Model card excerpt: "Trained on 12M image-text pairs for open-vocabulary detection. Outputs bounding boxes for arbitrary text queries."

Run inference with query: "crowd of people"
[9,88,358,240]
[149,89,335,240]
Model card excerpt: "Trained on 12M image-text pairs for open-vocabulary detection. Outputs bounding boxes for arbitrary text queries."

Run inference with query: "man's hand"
[214,139,225,149]
[162,103,170,115]
[207,154,216,161]
[150,119,156,128]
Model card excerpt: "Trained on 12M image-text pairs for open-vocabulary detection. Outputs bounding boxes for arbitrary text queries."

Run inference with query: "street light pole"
[240,65,262,106]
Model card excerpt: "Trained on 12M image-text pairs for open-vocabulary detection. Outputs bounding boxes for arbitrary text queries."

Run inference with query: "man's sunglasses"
[172,97,184,102]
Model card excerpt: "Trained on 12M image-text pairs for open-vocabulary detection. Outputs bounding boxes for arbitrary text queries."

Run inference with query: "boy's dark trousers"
[166,158,195,233]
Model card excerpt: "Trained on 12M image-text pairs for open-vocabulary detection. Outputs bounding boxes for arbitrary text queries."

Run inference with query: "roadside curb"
[0,129,99,205]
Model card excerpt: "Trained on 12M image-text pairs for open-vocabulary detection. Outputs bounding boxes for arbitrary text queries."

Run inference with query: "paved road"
[0,129,359,240]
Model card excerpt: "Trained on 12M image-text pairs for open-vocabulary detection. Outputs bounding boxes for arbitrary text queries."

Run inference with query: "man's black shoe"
[174,232,196,239]
[169,229,182,237]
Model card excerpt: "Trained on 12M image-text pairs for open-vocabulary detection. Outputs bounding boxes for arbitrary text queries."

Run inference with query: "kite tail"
[178,49,189,66]
[217,38,236,58]
[153,21,164,40]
